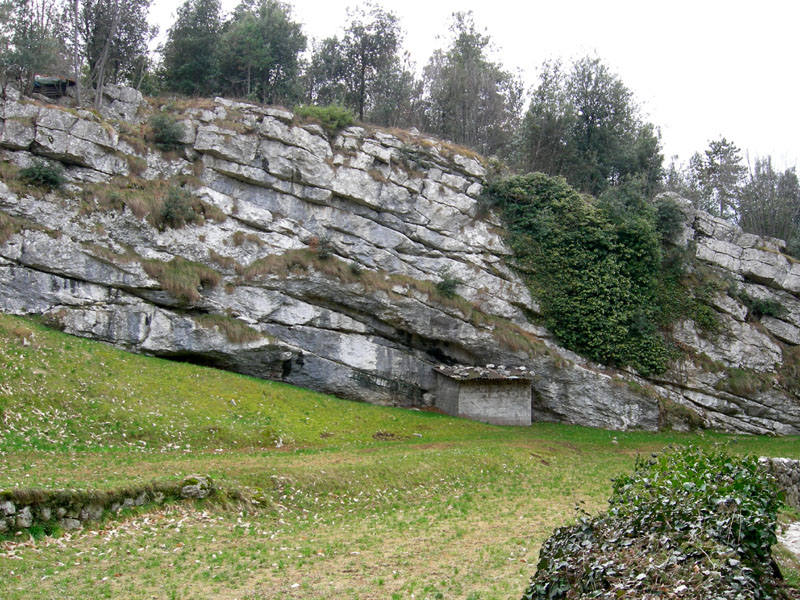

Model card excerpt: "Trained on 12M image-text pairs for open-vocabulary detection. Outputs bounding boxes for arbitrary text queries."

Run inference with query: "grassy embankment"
[1,313,798,599]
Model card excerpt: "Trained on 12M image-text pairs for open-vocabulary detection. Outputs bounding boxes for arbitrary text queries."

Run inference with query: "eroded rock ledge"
[0,86,798,434]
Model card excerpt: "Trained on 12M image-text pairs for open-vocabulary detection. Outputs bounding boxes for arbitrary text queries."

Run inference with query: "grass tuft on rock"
[193,313,265,344]
[142,258,221,303]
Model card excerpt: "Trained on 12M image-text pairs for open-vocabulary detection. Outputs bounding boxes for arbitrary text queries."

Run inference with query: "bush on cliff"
[487,173,717,376]
[159,186,201,229]
[487,173,674,375]
[522,446,790,600]
[149,112,185,151]
[294,103,355,132]
[18,159,65,190]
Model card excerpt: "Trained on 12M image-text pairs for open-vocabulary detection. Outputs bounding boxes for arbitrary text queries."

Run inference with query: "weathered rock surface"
[0,91,799,433]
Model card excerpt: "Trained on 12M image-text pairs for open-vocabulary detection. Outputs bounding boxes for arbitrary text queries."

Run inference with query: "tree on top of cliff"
[305,2,403,122]
[691,137,747,219]
[1,0,68,93]
[79,0,155,106]
[217,0,306,105]
[514,56,663,197]
[421,11,523,158]
[161,0,223,96]
[739,157,800,246]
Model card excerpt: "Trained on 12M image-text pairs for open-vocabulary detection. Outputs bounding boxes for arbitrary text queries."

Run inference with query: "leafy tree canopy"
[162,0,223,96]
[218,0,305,104]
[516,56,663,197]
[2,0,68,92]
[422,11,523,157]
[305,2,403,121]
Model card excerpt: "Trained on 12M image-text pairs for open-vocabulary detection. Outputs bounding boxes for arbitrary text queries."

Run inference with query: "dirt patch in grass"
[371,431,408,441]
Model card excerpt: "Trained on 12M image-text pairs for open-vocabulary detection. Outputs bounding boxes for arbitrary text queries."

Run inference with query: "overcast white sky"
[150,0,800,169]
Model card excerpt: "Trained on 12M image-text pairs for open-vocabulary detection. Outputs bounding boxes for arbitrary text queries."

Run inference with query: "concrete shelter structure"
[434,365,533,426]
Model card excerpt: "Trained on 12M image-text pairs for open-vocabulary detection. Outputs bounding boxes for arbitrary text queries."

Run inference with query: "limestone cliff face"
[0,86,798,434]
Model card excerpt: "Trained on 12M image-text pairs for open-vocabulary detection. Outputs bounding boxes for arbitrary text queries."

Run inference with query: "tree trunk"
[135,55,146,91]
[92,0,121,109]
[72,0,82,106]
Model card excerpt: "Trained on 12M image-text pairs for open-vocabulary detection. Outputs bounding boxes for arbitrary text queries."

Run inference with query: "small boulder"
[60,518,82,530]
[180,475,214,499]
[0,500,15,516]
[15,506,32,529]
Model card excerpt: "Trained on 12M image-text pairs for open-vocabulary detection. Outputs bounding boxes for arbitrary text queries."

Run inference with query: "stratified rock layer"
[0,88,798,434]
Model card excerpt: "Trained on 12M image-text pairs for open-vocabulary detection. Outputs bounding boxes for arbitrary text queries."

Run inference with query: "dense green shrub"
[786,231,800,260]
[487,173,673,375]
[159,186,200,230]
[487,173,727,374]
[18,160,65,190]
[293,104,355,132]
[149,113,186,151]
[523,446,787,600]
[731,287,786,319]
[653,194,686,242]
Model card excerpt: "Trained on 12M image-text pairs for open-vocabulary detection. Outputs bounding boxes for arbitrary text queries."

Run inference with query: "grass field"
[1,313,799,599]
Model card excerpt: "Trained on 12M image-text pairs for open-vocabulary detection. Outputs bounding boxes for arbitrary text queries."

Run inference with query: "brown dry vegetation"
[0,160,51,198]
[125,154,147,176]
[232,230,265,248]
[81,241,140,265]
[142,258,221,303]
[193,313,265,344]
[79,174,224,230]
[0,210,19,245]
[208,249,241,271]
[378,125,485,164]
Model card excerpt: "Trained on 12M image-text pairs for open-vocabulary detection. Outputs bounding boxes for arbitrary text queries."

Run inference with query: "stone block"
[15,506,32,528]
[0,500,15,516]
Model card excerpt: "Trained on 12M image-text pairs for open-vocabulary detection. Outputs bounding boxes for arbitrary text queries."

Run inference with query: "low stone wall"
[759,457,800,511]
[0,475,215,535]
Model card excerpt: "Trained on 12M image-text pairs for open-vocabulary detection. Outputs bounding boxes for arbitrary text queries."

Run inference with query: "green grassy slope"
[1,313,798,599]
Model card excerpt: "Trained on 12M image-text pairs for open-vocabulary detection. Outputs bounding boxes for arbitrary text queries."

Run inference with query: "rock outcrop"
[0,87,798,434]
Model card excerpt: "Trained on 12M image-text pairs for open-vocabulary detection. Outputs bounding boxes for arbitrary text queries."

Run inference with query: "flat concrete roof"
[434,364,534,382]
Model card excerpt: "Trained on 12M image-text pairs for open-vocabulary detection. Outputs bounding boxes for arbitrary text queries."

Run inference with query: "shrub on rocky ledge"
[149,112,185,151]
[18,159,65,190]
[522,446,793,600]
[294,103,355,132]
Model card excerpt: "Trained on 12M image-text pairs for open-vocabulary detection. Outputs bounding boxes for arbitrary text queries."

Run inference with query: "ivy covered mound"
[487,173,708,376]
[523,447,797,600]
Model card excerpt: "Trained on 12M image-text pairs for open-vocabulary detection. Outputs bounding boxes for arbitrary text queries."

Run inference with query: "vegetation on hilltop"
[2,0,795,242]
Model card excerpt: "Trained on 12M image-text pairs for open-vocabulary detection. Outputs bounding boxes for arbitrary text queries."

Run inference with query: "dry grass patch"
[142,257,221,303]
[213,116,257,135]
[125,154,147,176]
[0,209,20,245]
[208,249,241,271]
[232,230,265,247]
[193,313,265,344]
[0,160,55,199]
[80,241,140,265]
[377,125,485,165]
[80,175,224,230]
